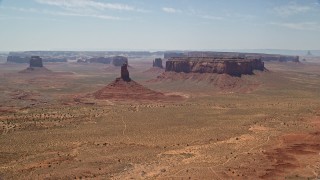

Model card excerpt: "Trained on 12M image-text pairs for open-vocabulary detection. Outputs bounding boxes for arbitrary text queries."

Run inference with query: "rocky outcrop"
[112,56,128,66]
[153,58,163,68]
[29,56,43,67]
[121,63,130,81]
[165,57,264,76]
[93,64,183,101]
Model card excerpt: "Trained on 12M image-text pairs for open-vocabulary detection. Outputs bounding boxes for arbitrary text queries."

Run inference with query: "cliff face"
[165,57,264,76]
[7,55,66,63]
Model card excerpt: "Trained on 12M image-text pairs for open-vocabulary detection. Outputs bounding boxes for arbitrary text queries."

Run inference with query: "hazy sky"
[0,0,320,51]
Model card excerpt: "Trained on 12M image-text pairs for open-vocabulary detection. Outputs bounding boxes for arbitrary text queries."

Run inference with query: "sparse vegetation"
[0,60,320,179]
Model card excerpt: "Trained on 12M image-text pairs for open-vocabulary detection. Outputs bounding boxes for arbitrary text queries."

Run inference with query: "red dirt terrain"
[259,116,320,179]
[224,114,320,179]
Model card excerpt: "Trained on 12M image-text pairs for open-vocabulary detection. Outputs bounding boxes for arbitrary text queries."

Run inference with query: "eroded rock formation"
[153,58,163,68]
[93,64,183,101]
[121,63,130,81]
[19,56,53,73]
[29,56,43,67]
[165,57,264,76]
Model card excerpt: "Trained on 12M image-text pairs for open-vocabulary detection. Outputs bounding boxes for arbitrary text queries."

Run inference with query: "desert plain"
[0,58,320,179]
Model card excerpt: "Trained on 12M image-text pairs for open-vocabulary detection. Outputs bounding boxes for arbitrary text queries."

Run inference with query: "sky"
[0,0,320,51]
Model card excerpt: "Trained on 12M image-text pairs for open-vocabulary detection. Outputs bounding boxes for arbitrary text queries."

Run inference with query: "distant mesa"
[94,64,182,101]
[7,52,67,64]
[84,57,112,64]
[153,58,163,68]
[143,58,164,74]
[164,52,300,63]
[78,56,128,66]
[165,57,265,77]
[7,55,30,63]
[112,56,128,66]
[250,55,299,63]
[19,56,52,73]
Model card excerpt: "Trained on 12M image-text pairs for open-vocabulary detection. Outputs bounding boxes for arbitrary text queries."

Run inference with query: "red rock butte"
[94,64,181,101]
[166,57,265,76]
[121,63,131,81]
[19,56,52,73]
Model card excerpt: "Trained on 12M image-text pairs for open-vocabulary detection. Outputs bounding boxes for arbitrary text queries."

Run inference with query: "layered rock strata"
[165,57,264,76]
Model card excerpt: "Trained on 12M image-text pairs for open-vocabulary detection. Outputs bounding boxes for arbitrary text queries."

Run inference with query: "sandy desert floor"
[0,59,320,179]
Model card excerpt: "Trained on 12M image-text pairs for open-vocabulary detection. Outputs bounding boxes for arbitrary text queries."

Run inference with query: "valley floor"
[0,61,320,179]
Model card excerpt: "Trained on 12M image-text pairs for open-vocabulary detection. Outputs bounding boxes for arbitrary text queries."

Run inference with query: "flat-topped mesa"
[112,56,128,66]
[164,52,300,63]
[153,58,163,68]
[30,56,43,68]
[121,63,131,81]
[165,57,264,76]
